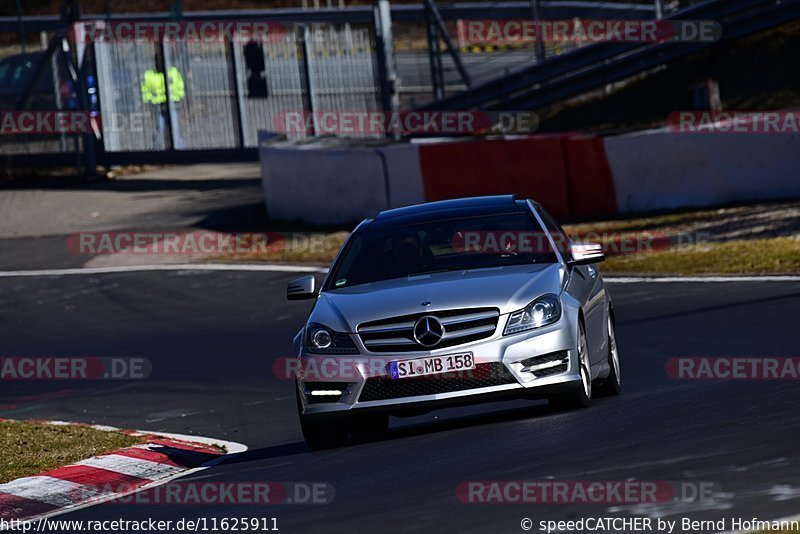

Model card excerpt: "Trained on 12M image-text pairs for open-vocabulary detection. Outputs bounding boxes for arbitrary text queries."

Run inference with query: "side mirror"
[287,275,317,300]
[568,242,605,266]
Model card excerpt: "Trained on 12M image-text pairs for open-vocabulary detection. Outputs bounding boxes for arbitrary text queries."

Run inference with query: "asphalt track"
[1,270,799,532]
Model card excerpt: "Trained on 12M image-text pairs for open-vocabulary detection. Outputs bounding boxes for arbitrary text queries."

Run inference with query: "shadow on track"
[221,398,600,464]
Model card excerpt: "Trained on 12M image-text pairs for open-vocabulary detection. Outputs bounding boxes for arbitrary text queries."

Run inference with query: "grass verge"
[599,237,800,275]
[0,420,144,484]
[213,228,799,276]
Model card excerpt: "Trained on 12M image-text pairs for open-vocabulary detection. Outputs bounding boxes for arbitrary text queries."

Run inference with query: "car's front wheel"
[549,320,591,410]
[595,314,621,397]
[296,387,348,450]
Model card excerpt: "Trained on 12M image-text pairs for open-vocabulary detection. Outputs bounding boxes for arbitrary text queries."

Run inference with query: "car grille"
[357,307,500,353]
[357,362,518,402]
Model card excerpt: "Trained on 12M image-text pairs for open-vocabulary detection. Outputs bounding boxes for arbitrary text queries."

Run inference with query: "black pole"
[228,42,247,148]
[425,4,443,100]
[158,39,176,151]
[299,27,316,136]
[424,0,472,88]
[76,43,97,178]
[171,0,184,20]
[15,0,25,53]
[530,0,546,62]
[373,0,398,118]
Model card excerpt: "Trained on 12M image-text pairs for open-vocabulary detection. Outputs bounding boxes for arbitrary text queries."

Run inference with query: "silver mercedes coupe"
[288,195,620,449]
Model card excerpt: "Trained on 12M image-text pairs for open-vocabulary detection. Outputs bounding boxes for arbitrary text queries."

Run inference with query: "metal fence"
[234,31,307,147]
[94,38,163,151]
[93,23,380,152]
[306,24,381,123]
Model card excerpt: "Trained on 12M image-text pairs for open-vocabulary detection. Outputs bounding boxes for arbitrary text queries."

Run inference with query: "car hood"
[309,263,566,332]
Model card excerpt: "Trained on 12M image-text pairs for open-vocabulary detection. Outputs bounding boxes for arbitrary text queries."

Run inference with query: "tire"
[549,320,591,410]
[296,386,348,450]
[595,314,621,397]
[349,414,389,442]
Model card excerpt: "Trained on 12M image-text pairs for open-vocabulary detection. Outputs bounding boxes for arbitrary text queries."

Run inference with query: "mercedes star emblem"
[413,315,444,348]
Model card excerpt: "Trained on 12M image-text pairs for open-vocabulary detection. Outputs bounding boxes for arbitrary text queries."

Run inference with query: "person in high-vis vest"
[141,67,186,148]
[141,67,185,104]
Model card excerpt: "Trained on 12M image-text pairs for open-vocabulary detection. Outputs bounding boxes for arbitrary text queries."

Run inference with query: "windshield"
[326,212,558,290]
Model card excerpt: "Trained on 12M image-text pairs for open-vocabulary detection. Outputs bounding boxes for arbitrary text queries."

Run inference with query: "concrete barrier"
[605,130,800,212]
[259,140,390,225]
[379,142,425,209]
[259,129,800,225]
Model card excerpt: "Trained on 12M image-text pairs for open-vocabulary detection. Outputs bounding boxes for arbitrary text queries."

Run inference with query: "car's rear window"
[326,212,558,289]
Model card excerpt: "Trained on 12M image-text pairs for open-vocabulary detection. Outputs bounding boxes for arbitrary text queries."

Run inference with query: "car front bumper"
[297,313,583,417]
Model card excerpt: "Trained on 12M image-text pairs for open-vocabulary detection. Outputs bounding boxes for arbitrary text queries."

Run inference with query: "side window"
[535,204,571,260]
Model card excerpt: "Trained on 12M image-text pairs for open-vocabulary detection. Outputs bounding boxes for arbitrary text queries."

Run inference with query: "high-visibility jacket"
[141,67,185,105]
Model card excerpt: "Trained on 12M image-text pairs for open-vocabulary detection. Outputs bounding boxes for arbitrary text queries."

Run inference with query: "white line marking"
[0,264,797,282]
[75,454,184,480]
[0,263,327,278]
[605,275,800,283]
[0,476,86,507]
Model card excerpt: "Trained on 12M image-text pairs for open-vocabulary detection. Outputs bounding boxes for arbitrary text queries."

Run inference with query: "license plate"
[389,353,475,380]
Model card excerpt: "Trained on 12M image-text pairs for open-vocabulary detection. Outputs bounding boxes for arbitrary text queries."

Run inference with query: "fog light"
[520,360,563,373]
[310,389,342,396]
[518,351,569,377]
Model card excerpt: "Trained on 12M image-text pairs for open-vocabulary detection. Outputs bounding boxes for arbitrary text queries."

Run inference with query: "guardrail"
[423,0,800,111]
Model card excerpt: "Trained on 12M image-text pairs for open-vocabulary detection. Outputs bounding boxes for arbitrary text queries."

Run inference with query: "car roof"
[370,195,526,227]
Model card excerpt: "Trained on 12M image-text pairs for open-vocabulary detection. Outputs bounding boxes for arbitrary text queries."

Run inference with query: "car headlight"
[305,324,359,354]
[504,294,561,335]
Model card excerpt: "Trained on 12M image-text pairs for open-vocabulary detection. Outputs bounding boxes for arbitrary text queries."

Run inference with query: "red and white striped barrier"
[258,128,800,223]
[0,421,245,522]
